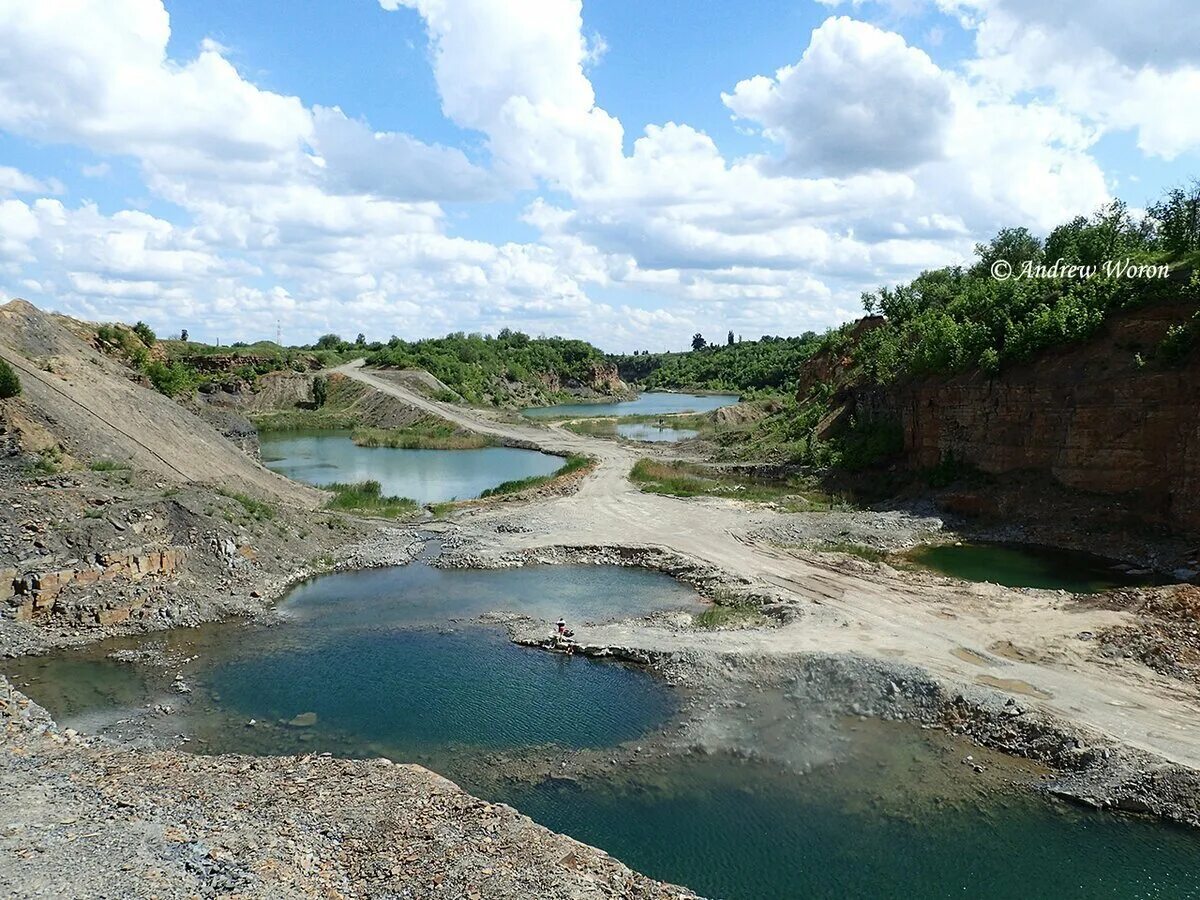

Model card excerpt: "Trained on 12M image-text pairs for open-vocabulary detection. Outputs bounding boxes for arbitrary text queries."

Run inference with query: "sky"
[0,0,1198,351]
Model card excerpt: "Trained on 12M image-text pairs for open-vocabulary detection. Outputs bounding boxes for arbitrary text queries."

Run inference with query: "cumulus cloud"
[385,0,624,191]
[0,0,1175,349]
[0,166,63,197]
[311,107,500,202]
[723,17,953,175]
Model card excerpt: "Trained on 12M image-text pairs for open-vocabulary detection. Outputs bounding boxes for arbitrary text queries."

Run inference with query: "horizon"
[2,1,1199,352]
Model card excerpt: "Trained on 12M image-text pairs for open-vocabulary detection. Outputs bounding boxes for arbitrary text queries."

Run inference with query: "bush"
[144,360,198,397]
[312,375,329,408]
[324,480,419,518]
[132,321,156,346]
[0,359,21,399]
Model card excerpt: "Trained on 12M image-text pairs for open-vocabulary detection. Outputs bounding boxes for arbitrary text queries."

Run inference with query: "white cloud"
[723,17,953,175]
[0,0,1172,349]
[386,0,624,191]
[0,166,63,197]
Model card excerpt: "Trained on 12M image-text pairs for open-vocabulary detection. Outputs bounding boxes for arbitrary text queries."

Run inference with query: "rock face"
[3,546,186,625]
[537,362,629,398]
[863,301,1200,531]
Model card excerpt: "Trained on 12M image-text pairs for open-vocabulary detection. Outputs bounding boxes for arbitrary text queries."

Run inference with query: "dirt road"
[339,361,1200,771]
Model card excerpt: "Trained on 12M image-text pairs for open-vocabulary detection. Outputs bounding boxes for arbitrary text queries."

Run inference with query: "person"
[556,618,566,637]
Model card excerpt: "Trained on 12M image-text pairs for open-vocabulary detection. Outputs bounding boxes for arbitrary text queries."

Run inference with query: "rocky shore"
[0,676,695,899]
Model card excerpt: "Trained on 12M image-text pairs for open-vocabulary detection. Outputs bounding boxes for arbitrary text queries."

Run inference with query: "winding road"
[339,360,1200,771]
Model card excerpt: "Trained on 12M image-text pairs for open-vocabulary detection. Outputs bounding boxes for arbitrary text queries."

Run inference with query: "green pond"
[506,753,1200,899]
[907,542,1170,593]
[523,392,737,419]
[258,429,561,503]
[8,562,1199,899]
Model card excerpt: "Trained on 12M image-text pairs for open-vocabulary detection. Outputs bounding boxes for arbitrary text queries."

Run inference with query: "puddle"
[906,542,1170,593]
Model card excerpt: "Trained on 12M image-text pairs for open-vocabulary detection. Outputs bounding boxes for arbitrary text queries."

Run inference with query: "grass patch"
[427,500,459,518]
[694,592,766,630]
[629,458,844,510]
[479,454,592,498]
[217,489,276,521]
[89,458,131,472]
[324,480,419,518]
[352,423,493,450]
[817,542,887,563]
[563,417,618,437]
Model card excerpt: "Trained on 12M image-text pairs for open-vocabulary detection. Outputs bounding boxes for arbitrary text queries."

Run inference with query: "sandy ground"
[341,361,1200,773]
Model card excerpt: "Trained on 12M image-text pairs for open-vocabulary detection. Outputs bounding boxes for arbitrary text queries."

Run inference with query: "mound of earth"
[0,300,317,507]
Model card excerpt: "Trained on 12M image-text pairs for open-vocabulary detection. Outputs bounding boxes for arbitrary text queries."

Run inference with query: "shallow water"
[523,392,737,418]
[615,422,700,443]
[8,562,1199,898]
[907,542,1170,593]
[9,564,699,768]
[259,429,561,503]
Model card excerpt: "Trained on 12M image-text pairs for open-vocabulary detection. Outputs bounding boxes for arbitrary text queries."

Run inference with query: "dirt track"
[341,361,1200,772]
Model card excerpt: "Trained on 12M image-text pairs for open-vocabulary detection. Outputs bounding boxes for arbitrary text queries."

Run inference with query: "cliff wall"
[879,301,1199,530]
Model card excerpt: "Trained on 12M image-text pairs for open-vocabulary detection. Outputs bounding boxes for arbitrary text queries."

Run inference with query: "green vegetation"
[249,376,368,430]
[0,358,20,399]
[694,591,766,629]
[613,335,821,396]
[629,458,841,509]
[132,321,156,346]
[351,422,494,450]
[844,193,1199,385]
[312,374,329,407]
[217,489,276,521]
[143,360,199,397]
[89,458,131,472]
[696,186,1200,474]
[366,329,611,405]
[324,480,419,518]
[478,453,592,498]
[817,542,887,563]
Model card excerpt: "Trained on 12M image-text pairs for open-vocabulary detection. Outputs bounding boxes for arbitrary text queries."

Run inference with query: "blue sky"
[1,0,1197,349]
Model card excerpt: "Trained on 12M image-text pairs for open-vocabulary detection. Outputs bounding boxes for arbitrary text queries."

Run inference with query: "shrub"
[132,321,156,346]
[0,359,20,399]
[311,375,329,408]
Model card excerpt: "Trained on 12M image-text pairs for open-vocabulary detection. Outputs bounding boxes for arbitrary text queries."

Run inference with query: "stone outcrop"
[3,546,185,625]
[537,362,629,397]
[829,302,1200,532]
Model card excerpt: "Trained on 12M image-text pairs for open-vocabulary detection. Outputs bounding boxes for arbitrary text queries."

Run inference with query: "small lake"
[906,542,1170,593]
[616,423,700,443]
[259,430,561,503]
[523,392,737,419]
[8,562,1199,898]
[7,563,699,767]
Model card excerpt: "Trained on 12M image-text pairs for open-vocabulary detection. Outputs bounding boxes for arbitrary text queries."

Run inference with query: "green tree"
[0,358,21,399]
[312,375,329,408]
[132,321,156,346]
[316,333,343,350]
[691,333,707,351]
